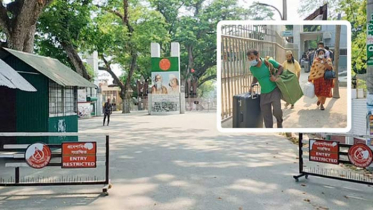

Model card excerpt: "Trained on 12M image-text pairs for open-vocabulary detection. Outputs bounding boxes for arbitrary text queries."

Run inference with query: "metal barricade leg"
[102,135,112,195]
[293,133,307,182]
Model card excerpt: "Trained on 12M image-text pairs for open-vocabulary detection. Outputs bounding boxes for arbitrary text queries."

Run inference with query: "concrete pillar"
[293,25,302,60]
[171,42,183,113]
[86,51,99,85]
[87,51,103,116]
[151,43,161,57]
[180,86,185,114]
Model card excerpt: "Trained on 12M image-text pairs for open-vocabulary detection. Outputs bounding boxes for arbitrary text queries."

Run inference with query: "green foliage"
[338,0,366,74]
[36,0,94,72]
[197,80,215,98]
[150,0,252,85]
[303,25,321,32]
[34,36,74,69]
[84,63,95,81]
[80,0,170,97]
[298,0,341,19]
[247,2,275,20]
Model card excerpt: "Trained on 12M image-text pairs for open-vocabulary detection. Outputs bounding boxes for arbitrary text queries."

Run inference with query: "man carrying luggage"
[247,49,284,128]
[282,50,301,109]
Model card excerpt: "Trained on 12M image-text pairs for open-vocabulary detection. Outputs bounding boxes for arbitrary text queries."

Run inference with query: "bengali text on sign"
[62,142,97,168]
[309,139,339,165]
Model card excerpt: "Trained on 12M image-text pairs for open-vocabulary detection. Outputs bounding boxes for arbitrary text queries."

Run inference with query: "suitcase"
[232,84,264,128]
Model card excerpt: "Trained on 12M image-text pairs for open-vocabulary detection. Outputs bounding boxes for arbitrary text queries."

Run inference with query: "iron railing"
[221,24,299,120]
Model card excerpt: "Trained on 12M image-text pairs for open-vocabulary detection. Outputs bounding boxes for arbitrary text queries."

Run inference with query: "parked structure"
[0,48,95,146]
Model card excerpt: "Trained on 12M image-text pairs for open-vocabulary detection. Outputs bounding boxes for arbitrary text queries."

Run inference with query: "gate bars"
[0,133,111,195]
[293,133,373,185]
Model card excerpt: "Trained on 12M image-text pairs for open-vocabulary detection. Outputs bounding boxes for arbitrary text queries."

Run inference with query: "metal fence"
[221,24,299,120]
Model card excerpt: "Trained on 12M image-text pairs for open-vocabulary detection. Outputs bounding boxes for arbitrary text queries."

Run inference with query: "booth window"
[49,81,77,117]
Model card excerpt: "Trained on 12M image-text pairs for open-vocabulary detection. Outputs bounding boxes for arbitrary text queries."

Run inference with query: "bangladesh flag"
[151,57,178,72]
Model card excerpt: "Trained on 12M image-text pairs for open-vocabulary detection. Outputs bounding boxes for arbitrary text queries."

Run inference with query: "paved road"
[222,70,348,129]
[1,112,372,210]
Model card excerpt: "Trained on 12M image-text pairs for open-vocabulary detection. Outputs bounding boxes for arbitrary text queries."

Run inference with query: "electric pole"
[333,24,341,98]
[283,0,287,20]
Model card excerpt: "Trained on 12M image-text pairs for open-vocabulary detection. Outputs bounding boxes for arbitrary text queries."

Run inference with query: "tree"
[247,3,275,20]
[36,0,93,80]
[150,0,250,91]
[93,0,169,113]
[339,0,366,75]
[0,0,53,52]
[298,0,340,19]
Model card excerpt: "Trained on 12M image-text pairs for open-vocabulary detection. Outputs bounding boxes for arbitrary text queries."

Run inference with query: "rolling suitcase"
[232,84,264,128]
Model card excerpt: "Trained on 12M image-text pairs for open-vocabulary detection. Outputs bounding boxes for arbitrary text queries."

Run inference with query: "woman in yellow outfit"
[282,50,301,109]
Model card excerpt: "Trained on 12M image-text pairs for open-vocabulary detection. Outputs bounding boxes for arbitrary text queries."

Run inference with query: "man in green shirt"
[247,49,284,128]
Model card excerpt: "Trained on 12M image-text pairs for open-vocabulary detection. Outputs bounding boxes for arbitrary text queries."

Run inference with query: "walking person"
[308,48,334,111]
[247,49,284,128]
[282,50,301,109]
[103,98,112,126]
[325,46,334,62]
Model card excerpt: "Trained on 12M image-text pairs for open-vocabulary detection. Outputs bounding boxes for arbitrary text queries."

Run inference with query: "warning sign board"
[62,142,96,168]
[25,143,52,169]
[309,139,339,164]
[348,144,373,168]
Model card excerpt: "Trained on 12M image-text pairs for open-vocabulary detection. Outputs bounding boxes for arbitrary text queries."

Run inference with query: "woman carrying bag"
[308,48,335,111]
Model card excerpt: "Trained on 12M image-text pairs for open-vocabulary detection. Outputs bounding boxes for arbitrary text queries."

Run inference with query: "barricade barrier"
[294,133,373,185]
[0,133,111,195]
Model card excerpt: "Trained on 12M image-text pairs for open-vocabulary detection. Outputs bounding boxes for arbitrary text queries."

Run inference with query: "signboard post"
[62,142,97,168]
[309,139,339,164]
[368,14,373,66]
[150,43,181,114]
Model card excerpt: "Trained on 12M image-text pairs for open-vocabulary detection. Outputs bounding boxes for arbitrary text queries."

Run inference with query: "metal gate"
[220,24,299,121]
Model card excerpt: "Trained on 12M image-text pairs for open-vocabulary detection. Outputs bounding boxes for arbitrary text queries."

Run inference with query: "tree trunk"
[23,24,37,53]
[0,0,54,52]
[60,41,91,80]
[122,49,137,113]
[333,25,341,98]
[187,45,194,72]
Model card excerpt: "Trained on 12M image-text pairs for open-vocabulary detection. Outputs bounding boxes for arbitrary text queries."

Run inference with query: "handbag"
[324,69,336,80]
[264,57,303,104]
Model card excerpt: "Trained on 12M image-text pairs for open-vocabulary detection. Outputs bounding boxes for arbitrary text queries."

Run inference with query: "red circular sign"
[159,58,171,71]
[348,144,373,168]
[25,143,51,169]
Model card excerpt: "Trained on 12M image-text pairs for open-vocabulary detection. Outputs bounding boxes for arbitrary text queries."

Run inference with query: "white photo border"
[216,20,352,133]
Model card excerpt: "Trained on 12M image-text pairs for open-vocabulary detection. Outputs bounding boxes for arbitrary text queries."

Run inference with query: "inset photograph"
[218,21,351,132]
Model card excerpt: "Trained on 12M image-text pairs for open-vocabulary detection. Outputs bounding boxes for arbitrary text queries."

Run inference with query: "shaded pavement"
[0,111,371,210]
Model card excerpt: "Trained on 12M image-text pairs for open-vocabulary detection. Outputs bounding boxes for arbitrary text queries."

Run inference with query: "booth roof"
[0,59,37,92]
[3,48,95,88]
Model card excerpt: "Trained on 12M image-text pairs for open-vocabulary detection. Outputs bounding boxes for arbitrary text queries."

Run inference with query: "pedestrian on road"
[308,48,334,111]
[247,49,284,128]
[282,50,301,109]
[103,98,112,126]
